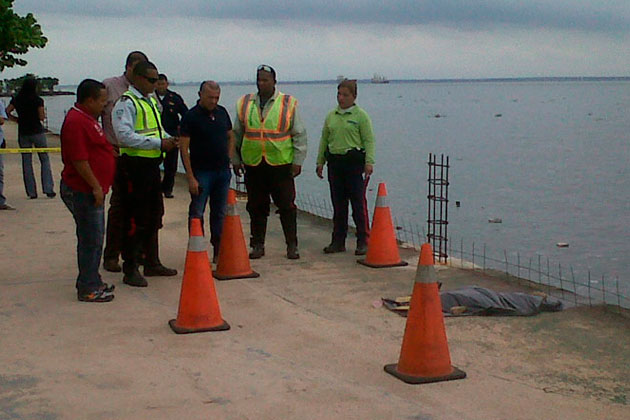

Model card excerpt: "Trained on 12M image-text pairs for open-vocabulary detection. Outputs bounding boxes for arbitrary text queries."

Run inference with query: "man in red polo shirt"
[60,79,116,302]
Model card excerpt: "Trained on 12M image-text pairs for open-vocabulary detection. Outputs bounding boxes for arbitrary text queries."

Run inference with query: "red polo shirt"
[61,104,115,193]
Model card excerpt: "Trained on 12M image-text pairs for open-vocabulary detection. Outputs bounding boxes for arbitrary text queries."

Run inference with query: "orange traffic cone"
[384,243,465,384]
[357,182,408,268]
[214,189,260,281]
[169,218,230,334]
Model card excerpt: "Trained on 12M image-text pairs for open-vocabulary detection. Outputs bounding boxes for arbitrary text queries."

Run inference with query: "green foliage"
[1,74,58,94]
[0,0,48,71]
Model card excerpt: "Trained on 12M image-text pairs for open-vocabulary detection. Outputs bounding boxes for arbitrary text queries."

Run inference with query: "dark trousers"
[104,156,163,265]
[244,161,297,247]
[161,148,179,195]
[60,181,105,294]
[327,153,370,245]
[117,155,163,274]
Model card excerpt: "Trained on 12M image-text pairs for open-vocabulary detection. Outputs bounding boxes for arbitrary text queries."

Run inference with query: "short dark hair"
[77,79,105,103]
[199,80,220,93]
[158,74,168,82]
[125,51,148,68]
[338,79,358,97]
[133,60,158,77]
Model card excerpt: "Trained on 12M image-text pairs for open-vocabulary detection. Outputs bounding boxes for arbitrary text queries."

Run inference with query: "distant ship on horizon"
[371,73,389,84]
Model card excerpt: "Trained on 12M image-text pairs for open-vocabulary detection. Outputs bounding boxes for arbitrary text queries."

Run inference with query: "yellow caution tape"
[0,147,61,154]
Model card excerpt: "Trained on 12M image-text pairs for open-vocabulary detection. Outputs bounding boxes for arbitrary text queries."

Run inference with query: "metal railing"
[230,175,629,314]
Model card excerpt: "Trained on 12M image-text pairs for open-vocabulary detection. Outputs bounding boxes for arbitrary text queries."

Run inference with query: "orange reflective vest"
[237,92,297,166]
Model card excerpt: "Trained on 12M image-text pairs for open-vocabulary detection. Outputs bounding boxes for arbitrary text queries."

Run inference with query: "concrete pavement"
[0,122,628,419]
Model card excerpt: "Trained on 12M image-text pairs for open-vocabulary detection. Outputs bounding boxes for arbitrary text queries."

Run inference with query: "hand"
[188,177,200,195]
[161,138,176,152]
[364,164,373,177]
[291,164,302,178]
[112,145,120,157]
[233,163,244,177]
[92,186,104,207]
[316,164,324,179]
[171,136,180,148]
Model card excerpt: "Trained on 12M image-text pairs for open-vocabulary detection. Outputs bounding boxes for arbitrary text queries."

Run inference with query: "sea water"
[40,80,630,296]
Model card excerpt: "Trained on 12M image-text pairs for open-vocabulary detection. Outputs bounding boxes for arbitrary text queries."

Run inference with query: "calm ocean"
[40,80,630,296]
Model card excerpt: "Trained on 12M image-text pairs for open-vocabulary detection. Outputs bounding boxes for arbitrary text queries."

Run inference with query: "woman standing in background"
[6,77,55,199]
[316,79,375,256]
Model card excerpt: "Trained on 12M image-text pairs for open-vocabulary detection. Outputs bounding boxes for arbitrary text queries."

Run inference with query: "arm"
[38,105,46,122]
[359,110,375,176]
[5,103,18,123]
[316,114,330,179]
[179,135,199,195]
[289,103,307,177]
[72,161,105,207]
[231,104,244,175]
[227,129,235,161]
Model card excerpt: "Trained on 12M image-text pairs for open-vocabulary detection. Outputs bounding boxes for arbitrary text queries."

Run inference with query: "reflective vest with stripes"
[119,90,163,158]
[237,92,297,166]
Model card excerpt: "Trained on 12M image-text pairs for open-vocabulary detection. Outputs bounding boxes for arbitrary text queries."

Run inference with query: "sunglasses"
[142,75,159,84]
[257,64,274,73]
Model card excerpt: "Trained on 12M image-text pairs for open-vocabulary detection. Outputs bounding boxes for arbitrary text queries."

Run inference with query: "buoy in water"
[488,218,502,223]
[556,242,569,248]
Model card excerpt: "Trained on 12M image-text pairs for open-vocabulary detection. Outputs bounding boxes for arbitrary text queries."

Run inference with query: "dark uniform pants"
[105,156,163,266]
[117,155,163,274]
[327,151,370,246]
[161,148,179,195]
[244,161,297,247]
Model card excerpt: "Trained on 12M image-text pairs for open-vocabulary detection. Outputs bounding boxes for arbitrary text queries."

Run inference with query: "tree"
[39,76,58,92]
[0,0,48,71]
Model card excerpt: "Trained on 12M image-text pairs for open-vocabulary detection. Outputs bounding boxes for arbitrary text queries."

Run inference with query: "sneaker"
[323,243,346,254]
[249,245,265,259]
[46,192,56,198]
[355,242,368,256]
[287,244,300,260]
[163,192,174,199]
[144,264,177,277]
[28,195,37,199]
[0,204,15,210]
[78,288,115,303]
[103,259,122,273]
[123,270,148,287]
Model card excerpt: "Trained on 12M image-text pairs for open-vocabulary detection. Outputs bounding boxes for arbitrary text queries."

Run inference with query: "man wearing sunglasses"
[102,51,148,273]
[111,60,178,287]
[233,65,307,260]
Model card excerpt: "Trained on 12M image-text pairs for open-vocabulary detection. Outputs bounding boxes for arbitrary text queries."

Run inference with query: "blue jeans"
[188,168,231,248]
[60,181,105,294]
[19,133,54,197]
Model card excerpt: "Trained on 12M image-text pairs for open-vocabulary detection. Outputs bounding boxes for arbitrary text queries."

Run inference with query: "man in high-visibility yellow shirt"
[112,61,178,287]
[232,65,307,260]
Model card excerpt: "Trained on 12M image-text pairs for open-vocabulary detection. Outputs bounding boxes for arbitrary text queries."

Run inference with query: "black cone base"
[213,270,260,281]
[357,259,409,268]
[384,363,466,384]
[168,319,231,334]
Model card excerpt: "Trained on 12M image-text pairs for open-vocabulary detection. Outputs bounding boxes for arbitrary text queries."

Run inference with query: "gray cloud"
[16,0,630,33]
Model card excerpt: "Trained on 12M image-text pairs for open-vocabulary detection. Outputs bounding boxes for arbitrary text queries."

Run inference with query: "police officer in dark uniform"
[155,74,188,198]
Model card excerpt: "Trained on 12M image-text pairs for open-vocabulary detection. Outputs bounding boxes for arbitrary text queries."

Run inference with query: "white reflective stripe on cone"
[188,236,206,252]
[226,204,238,216]
[375,195,388,208]
[414,265,437,284]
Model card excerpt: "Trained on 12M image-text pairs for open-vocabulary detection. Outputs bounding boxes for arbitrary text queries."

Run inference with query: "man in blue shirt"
[179,81,234,262]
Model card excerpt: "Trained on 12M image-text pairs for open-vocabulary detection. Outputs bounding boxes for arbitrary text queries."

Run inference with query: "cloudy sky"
[4,0,630,84]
